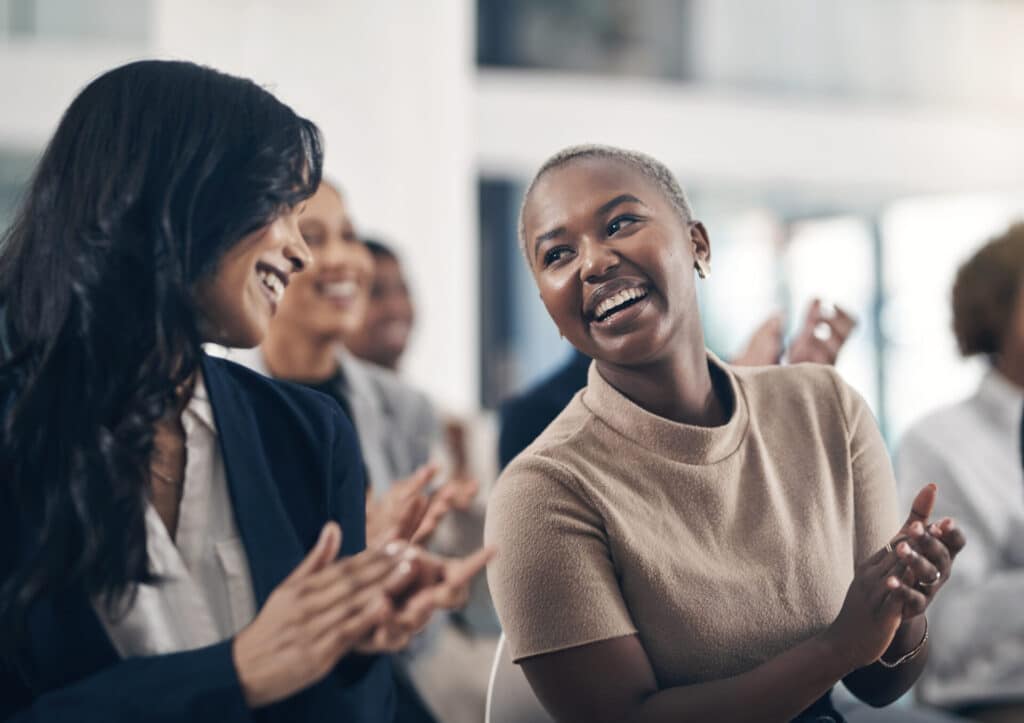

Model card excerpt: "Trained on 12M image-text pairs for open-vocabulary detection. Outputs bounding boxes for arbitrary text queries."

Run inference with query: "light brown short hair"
[952,222,1024,356]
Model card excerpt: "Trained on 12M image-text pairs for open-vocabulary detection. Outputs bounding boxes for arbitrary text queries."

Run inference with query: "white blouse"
[896,368,1024,708]
[92,375,257,658]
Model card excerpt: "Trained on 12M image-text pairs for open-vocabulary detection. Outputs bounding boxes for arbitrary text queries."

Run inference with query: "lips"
[584,278,650,323]
[315,278,361,303]
[256,262,288,307]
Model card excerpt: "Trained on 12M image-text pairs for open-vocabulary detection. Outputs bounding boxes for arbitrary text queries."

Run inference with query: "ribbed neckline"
[580,351,750,466]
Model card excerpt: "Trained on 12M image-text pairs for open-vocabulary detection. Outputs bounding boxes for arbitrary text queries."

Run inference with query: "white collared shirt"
[896,368,1024,707]
[92,375,257,658]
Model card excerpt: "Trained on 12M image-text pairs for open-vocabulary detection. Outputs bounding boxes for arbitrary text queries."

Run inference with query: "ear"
[689,221,711,265]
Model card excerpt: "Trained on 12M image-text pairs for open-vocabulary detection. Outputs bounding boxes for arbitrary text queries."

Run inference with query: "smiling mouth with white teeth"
[257,266,286,306]
[317,279,360,302]
[593,286,649,322]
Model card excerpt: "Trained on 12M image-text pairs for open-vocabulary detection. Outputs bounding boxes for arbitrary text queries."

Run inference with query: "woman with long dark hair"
[0,60,490,722]
[485,145,967,723]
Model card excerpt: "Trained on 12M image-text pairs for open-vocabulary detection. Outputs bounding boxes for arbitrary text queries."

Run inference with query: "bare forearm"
[844,616,927,707]
[629,634,853,723]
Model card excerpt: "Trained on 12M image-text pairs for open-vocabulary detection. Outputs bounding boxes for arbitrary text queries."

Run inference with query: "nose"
[579,237,619,282]
[283,231,313,274]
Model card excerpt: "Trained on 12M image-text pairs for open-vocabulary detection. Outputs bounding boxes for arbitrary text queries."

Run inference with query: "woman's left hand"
[891,517,966,617]
[885,484,967,618]
[354,544,496,653]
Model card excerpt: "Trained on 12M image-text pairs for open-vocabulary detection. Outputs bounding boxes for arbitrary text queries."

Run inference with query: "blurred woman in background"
[897,223,1024,723]
[486,144,966,723]
[231,180,481,722]
[0,60,489,722]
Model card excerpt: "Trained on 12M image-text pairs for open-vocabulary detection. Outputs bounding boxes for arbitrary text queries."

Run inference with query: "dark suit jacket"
[0,354,394,722]
[498,351,590,469]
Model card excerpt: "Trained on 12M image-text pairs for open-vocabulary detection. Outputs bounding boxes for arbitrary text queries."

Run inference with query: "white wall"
[152,0,480,413]
[475,70,1024,202]
[0,0,481,413]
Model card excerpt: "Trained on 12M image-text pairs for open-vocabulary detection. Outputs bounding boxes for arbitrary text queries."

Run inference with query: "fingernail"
[910,522,924,535]
[929,523,942,537]
[402,547,419,560]
[397,561,412,576]
[887,576,900,589]
[384,541,404,556]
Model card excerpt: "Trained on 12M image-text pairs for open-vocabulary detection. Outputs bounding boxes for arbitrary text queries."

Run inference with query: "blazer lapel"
[201,355,304,607]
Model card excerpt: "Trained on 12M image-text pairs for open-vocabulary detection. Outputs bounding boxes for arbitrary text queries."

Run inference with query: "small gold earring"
[694,260,710,280]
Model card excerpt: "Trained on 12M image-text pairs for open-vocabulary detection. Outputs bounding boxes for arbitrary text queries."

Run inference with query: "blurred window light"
[881,192,1024,443]
[784,215,880,418]
[477,0,693,80]
[0,0,150,43]
[476,0,1024,107]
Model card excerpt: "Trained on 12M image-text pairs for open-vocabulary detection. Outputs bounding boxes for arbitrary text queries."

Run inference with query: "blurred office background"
[2,0,1024,447]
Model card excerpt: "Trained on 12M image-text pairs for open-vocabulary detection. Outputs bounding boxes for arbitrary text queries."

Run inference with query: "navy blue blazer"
[0,354,395,722]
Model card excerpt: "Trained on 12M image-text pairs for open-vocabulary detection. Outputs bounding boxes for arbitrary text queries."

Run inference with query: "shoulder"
[345,354,435,421]
[732,362,863,423]
[488,396,598,529]
[203,354,355,449]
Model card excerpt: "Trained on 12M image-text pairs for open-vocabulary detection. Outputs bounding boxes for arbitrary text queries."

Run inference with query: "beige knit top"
[485,354,900,687]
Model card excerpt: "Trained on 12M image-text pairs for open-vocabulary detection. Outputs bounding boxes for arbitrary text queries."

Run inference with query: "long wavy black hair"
[0,60,322,663]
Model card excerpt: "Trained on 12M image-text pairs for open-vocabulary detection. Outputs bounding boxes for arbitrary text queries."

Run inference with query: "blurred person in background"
[499,297,857,469]
[486,144,967,723]
[897,223,1024,723]
[231,180,486,723]
[0,60,490,723]
[346,238,414,372]
[345,235,501,723]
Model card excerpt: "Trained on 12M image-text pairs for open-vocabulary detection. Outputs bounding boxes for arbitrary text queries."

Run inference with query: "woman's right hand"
[231,522,410,708]
[823,544,915,671]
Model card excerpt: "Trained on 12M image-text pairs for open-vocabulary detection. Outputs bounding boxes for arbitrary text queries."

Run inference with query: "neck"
[262,323,339,382]
[594,333,727,427]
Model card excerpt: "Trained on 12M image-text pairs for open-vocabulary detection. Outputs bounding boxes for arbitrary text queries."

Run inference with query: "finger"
[826,305,857,341]
[301,552,400,616]
[411,497,454,545]
[910,530,952,578]
[308,581,395,642]
[313,594,392,668]
[398,462,440,497]
[895,540,939,586]
[891,581,929,618]
[932,519,967,559]
[902,484,936,529]
[442,546,497,589]
[802,298,823,329]
[283,522,342,584]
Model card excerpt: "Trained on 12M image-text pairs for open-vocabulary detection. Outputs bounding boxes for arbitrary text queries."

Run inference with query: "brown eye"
[543,247,573,267]
[607,215,638,236]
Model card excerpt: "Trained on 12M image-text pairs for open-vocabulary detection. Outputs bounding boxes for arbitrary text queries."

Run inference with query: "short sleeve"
[831,372,901,563]
[484,454,637,662]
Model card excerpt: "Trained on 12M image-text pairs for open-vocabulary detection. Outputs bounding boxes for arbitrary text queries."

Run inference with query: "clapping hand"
[354,544,496,653]
[366,463,480,547]
[884,483,967,619]
[786,299,856,366]
[732,300,856,368]
[827,484,966,670]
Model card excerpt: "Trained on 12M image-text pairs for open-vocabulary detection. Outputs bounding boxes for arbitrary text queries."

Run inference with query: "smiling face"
[192,206,312,348]
[346,252,415,368]
[523,156,710,367]
[270,183,374,342]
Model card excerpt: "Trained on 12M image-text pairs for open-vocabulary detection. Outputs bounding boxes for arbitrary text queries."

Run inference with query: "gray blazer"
[227,346,441,493]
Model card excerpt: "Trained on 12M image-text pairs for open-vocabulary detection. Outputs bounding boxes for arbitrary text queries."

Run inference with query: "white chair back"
[484,633,555,723]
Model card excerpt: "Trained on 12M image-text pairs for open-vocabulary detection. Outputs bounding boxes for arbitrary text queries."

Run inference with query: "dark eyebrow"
[597,193,646,217]
[533,225,566,260]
